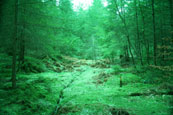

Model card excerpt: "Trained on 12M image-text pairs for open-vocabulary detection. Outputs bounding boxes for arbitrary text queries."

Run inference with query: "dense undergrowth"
[0,73,62,114]
[0,52,173,115]
[0,53,75,114]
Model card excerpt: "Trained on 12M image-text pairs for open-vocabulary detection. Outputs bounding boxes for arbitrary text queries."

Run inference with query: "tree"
[12,0,18,88]
[139,0,150,64]
[152,0,157,65]
[134,0,143,65]
[170,0,173,38]
[114,0,136,66]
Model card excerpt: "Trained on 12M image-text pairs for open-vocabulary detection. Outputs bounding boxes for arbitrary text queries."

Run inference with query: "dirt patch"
[58,104,130,115]
[110,108,130,115]
[93,72,111,85]
[91,61,110,68]
[90,59,112,68]
[58,106,81,114]
[43,55,76,72]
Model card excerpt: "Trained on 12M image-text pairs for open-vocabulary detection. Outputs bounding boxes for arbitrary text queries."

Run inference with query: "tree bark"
[18,35,25,71]
[152,0,157,65]
[18,7,26,71]
[135,0,143,65]
[139,1,150,65]
[115,1,136,66]
[12,0,18,89]
[158,3,165,65]
[170,0,173,38]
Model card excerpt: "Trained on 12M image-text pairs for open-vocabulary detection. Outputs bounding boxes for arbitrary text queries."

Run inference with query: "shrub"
[112,65,122,74]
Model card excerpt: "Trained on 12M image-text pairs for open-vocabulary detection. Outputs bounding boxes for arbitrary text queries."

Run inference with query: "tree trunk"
[19,37,25,70]
[139,1,150,65]
[12,0,18,89]
[127,36,135,66]
[146,40,150,64]
[92,36,96,61]
[152,0,157,65]
[135,0,143,65]
[115,1,135,66]
[170,0,173,38]
[159,3,165,65]
[18,7,26,71]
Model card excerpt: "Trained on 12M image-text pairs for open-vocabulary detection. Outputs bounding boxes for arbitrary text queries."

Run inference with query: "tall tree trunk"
[152,0,157,65]
[12,0,18,89]
[18,7,26,71]
[146,40,150,64]
[127,35,135,66]
[19,35,25,70]
[139,1,150,64]
[159,2,165,65]
[92,36,96,61]
[170,0,173,38]
[160,20,165,65]
[115,1,135,66]
[135,0,143,65]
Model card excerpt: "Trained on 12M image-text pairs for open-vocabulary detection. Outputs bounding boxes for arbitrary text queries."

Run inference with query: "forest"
[0,0,173,114]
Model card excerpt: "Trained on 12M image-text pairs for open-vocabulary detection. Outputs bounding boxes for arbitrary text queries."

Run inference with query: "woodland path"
[52,58,171,115]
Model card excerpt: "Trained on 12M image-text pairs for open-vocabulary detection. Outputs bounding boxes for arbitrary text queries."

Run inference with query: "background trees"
[0,0,172,87]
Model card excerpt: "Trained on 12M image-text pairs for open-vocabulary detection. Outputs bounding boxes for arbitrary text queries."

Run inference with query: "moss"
[0,59,172,115]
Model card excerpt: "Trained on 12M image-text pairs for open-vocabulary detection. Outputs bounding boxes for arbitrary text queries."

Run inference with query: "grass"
[0,72,63,115]
[0,55,172,115]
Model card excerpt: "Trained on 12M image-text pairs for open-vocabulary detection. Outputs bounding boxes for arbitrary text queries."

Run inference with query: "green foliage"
[0,53,12,77]
[136,66,165,84]
[0,73,63,115]
[112,65,122,74]
[0,0,172,114]
[20,56,47,73]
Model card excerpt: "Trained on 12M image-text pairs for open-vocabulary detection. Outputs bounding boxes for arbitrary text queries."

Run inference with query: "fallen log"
[129,91,173,96]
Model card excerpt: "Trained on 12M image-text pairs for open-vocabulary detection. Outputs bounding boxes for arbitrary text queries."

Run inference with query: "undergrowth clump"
[19,56,47,73]
[112,65,123,74]
[93,72,111,85]
[0,73,63,115]
[139,67,165,84]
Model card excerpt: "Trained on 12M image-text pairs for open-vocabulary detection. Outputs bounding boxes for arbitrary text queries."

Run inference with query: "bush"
[141,68,163,84]
[19,56,47,73]
[112,65,122,74]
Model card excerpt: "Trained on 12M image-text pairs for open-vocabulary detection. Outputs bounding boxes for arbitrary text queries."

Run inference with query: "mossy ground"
[0,58,172,115]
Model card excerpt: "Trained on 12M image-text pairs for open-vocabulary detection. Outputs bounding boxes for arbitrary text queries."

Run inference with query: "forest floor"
[0,56,173,115]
